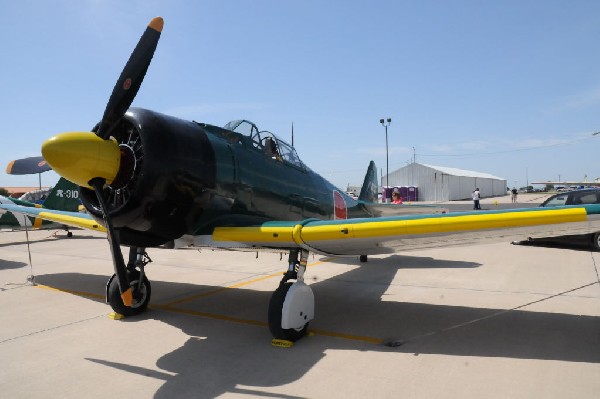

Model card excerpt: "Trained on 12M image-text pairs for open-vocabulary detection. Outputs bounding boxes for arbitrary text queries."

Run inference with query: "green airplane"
[8,17,600,343]
[0,177,83,235]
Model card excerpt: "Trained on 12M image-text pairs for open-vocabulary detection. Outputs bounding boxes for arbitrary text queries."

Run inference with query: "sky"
[2,0,600,192]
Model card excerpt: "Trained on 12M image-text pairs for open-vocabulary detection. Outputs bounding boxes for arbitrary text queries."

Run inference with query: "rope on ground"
[387,280,599,347]
[23,215,35,286]
[589,250,600,289]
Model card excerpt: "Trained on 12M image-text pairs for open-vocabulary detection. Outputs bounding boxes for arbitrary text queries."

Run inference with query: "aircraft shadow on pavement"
[0,259,28,270]
[323,254,481,269]
[514,235,595,252]
[34,261,600,398]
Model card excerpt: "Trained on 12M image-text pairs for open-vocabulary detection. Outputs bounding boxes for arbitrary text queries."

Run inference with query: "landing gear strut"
[268,249,314,342]
[106,247,152,316]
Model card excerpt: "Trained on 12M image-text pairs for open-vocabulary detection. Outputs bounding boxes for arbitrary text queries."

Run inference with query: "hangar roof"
[420,163,505,180]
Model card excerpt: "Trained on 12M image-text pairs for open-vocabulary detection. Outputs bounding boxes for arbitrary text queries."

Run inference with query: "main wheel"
[107,270,151,316]
[268,282,309,342]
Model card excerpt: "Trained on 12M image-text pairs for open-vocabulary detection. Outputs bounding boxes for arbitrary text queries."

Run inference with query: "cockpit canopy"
[223,119,259,137]
[223,120,303,169]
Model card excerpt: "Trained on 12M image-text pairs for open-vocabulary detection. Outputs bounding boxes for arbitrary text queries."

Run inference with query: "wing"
[0,202,106,232]
[205,205,600,256]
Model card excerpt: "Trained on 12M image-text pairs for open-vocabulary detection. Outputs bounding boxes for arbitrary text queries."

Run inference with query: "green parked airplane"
[0,177,84,235]
[7,17,600,343]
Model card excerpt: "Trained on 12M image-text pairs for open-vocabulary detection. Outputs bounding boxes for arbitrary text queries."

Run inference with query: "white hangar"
[382,163,507,201]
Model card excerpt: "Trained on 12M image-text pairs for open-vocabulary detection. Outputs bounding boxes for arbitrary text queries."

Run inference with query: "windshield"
[224,120,304,169]
[223,120,259,137]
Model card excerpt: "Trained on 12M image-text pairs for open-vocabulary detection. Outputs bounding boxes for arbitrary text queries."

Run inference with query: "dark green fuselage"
[79,109,372,248]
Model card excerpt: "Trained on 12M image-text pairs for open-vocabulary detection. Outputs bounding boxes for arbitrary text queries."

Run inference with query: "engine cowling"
[80,108,217,247]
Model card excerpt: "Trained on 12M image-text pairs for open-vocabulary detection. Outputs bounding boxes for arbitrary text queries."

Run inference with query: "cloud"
[562,85,600,110]
[456,141,491,151]
[355,145,412,157]
[419,140,495,155]
[512,138,573,149]
[415,134,592,159]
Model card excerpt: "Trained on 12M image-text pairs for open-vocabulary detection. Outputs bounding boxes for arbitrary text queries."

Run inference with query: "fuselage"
[79,108,371,247]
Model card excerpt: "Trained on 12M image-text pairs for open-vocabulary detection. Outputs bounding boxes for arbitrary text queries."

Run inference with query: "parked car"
[539,188,600,250]
[539,188,600,207]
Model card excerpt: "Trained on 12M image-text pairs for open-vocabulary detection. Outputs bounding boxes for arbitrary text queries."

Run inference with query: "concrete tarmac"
[1,205,600,398]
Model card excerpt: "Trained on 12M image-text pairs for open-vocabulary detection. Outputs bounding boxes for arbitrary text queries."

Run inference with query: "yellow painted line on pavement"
[33,279,383,346]
[151,304,268,327]
[31,258,383,345]
[35,283,104,300]
[309,328,384,345]
[162,272,283,307]
[161,259,329,307]
[152,304,383,344]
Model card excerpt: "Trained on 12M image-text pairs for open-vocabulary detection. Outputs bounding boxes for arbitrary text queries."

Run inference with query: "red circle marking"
[333,191,347,220]
[123,78,132,90]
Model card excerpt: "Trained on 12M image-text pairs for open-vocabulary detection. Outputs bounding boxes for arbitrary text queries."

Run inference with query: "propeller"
[97,17,163,140]
[6,156,51,175]
[42,17,164,308]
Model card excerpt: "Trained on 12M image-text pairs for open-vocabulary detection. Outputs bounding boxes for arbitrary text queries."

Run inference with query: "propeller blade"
[6,156,51,175]
[96,16,163,139]
[91,178,132,307]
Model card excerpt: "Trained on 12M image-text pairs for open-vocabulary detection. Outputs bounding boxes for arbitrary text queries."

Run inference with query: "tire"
[591,232,600,251]
[268,282,308,342]
[107,270,151,316]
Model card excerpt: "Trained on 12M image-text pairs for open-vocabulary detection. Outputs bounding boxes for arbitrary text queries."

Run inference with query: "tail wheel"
[107,270,151,316]
[268,282,309,342]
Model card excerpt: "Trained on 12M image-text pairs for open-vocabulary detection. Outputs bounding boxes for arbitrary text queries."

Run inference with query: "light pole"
[380,118,391,201]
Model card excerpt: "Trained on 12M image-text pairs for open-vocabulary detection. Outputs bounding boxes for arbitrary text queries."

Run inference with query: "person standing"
[472,188,481,210]
[511,187,518,203]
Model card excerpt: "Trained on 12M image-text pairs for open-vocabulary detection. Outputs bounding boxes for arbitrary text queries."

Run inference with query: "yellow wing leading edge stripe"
[37,211,106,232]
[305,207,587,241]
[213,207,588,244]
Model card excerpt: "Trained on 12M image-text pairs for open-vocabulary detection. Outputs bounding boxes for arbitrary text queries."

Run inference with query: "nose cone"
[42,132,121,189]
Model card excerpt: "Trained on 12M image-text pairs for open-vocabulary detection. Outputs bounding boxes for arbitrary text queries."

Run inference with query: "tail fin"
[42,178,80,211]
[358,161,378,203]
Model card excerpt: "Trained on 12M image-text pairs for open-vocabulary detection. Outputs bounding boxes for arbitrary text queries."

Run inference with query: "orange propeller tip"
[5,160,15,174]
[148,16,164,32]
